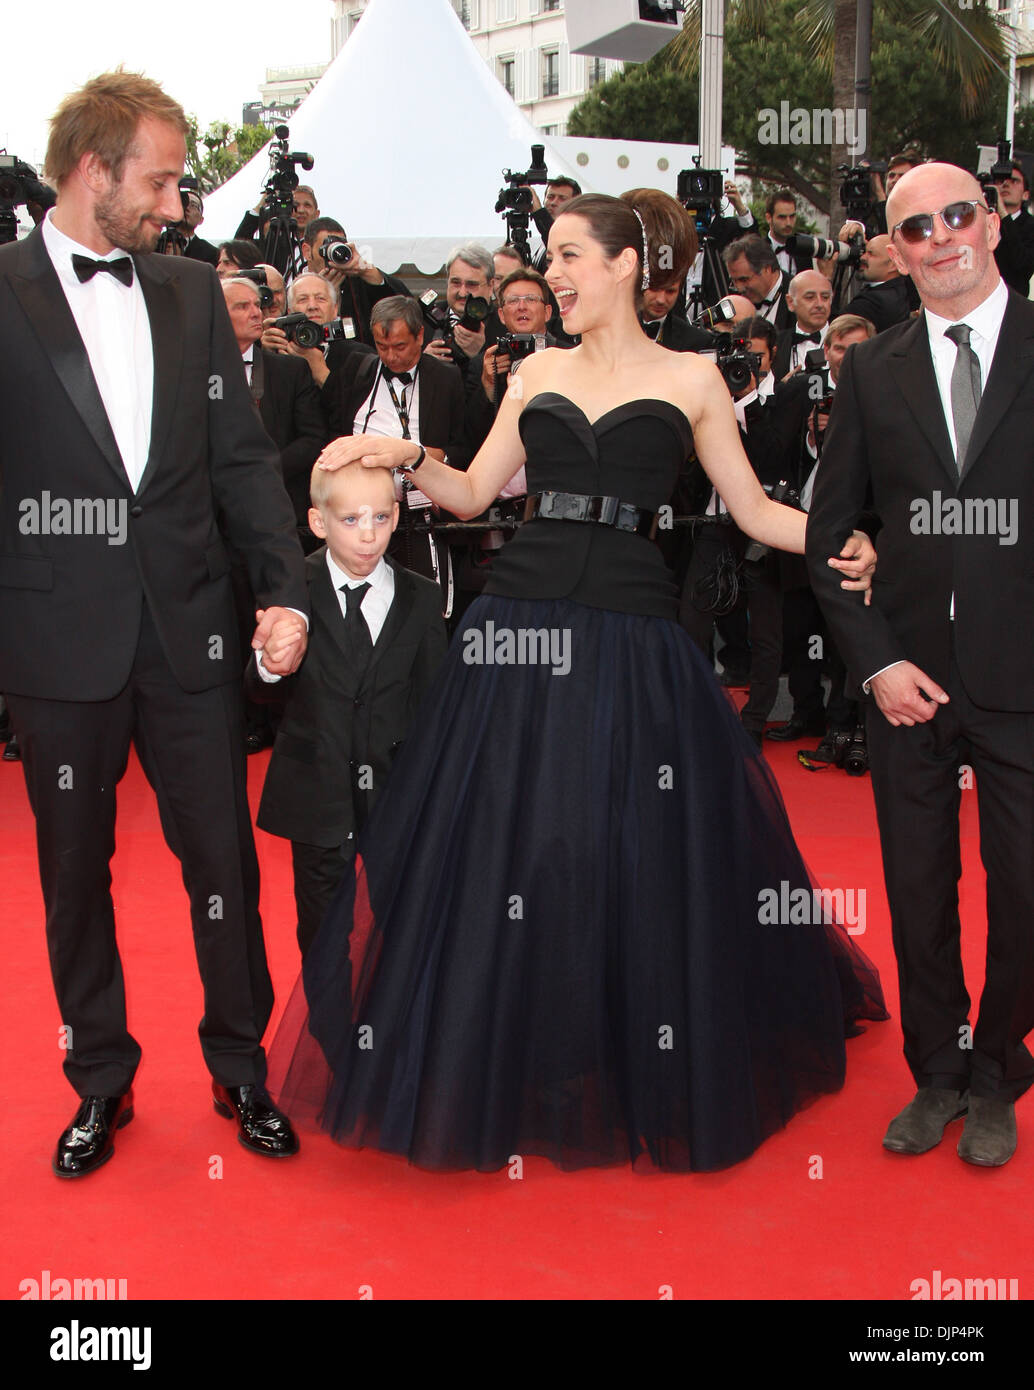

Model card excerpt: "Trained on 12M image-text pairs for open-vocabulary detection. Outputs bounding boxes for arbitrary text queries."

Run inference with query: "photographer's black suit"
[250,548,447,954]
[806,288,1034,1101]
[184,234,219,267]
[994,206,1034,297]
[323,351,467,463]
[252,348,327,532]
[847,276,916,333]
[0,227,307,1099]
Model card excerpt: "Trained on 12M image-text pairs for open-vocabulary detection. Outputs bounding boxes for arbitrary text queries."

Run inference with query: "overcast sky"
[4,0,332,169]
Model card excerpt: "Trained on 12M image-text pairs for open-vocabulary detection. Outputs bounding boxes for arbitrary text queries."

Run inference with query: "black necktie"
[71,253,134,287]
[342,581,373,663]
[944,323,982,471]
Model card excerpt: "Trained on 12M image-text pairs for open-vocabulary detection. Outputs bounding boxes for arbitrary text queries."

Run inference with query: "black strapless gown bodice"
[483,393,693,617]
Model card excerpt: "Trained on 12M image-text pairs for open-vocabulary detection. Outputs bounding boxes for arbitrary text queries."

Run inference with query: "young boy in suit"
[250,461,448,957]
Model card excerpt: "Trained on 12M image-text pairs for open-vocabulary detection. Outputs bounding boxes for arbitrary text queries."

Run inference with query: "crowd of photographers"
[3,143,1031,774]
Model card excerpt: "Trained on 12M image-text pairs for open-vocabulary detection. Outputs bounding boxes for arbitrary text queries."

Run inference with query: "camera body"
[677,159,725,234]
[272,312,352,350]
[714,334,762,397]
[496,144,551,263]
[496,332,540,363]
[236,268,274,312]
[743,479,802,565]
[0,154,57,244]
[262,124,314,223]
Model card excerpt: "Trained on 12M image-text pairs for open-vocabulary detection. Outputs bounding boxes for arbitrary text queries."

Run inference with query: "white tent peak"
[201,0,586,273]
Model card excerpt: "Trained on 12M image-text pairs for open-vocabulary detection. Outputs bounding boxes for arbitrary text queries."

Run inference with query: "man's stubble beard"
[93,185,161,254]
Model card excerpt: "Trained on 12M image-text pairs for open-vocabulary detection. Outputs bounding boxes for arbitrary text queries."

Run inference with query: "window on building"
[542,49,559,98]
[543,0,562,11]
[499,56,515,98]
[496,0,516,22]
[586,57,607,89]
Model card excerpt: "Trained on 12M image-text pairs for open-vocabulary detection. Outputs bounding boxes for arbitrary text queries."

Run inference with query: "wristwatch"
[398,444,426,472]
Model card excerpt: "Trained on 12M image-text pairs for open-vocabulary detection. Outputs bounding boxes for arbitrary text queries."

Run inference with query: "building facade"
[329,0,622,136]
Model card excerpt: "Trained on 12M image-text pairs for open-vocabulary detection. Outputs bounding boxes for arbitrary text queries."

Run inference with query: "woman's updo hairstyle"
[557,188,699,307]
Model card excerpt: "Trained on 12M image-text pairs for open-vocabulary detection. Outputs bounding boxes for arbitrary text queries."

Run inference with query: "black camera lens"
[319,239,353,267]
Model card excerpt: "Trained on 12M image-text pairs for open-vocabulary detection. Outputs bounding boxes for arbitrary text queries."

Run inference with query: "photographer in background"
[263,272,374,394]
[216,238,263,278]
[179,190,219,265]
[424,244,496,378]
[992,159,1034,296]
[679,317,786,745]
[300,215,410,345]
[771,269,833,379]
[723,235,791,329]
[527,177,582,271]
[844,232,916,332]
[766,315,875,762]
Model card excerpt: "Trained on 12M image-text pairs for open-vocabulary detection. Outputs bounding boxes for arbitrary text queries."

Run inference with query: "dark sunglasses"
[891,200,989,244]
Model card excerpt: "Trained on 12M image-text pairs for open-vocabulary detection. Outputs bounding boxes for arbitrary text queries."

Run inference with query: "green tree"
[185,118,271,194]
[568,0,1007,215]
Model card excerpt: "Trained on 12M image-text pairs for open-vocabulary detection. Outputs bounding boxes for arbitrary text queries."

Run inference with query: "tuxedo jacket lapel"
[960,292,1034,484]
[10,229,129,489]
[886,314,957,486]
[135,255,183,497]
[310,557,355,671]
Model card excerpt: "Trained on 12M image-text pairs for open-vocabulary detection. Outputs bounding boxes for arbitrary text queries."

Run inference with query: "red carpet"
[2,723,1031,1304]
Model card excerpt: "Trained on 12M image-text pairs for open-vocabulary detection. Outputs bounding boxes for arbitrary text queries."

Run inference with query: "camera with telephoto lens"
[786,230,865,266]
[714,334,762,396]
[261,125,314,224]
[273,312,352,350]
[744,479,802,564]
[318,233,353,268]
[0,153,57,244]
[982,136,1016,216]
[236,267,274,311]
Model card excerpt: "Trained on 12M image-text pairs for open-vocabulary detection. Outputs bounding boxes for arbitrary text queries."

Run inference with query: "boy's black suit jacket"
[251,548,448,848]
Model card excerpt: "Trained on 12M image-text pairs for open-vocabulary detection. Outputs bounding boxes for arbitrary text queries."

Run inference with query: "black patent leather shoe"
[212,1083,299,1157]
[53,1091,134,1178]
[766,713,827,742]
[3,734,21,761]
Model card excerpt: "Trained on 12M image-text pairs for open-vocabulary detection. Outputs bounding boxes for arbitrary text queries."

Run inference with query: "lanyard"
[360,362,416,439]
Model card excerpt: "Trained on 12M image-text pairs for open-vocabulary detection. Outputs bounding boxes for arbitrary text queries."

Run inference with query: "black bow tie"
[642,318,664,340]
[384,369,412,384]
[794,330,821,345]
[71,253,134,287]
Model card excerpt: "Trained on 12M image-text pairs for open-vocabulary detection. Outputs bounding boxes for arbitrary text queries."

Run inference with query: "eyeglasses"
[501,294,545,307]
[891,200,989,244]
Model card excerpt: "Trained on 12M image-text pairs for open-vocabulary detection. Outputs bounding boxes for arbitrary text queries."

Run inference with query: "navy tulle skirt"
[267,595,887,1172]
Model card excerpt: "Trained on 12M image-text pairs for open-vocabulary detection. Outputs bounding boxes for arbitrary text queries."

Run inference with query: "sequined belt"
[523,491,658,539]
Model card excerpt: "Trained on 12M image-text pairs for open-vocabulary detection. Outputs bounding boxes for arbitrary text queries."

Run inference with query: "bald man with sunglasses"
[806,162,1034,1167]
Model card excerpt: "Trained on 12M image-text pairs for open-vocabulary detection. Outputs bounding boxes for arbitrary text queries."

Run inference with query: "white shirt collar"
[325,550,391,595]
[41,209,135,285]
[924,277,1009,346]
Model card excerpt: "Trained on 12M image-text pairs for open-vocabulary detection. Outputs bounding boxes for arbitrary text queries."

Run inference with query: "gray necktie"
[944,323,982,470]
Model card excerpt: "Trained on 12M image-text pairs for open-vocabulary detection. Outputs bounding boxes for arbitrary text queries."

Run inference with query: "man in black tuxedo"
[0,72,308,1176]
[723,236,792,331]
[991,160,1034,298]
[300,217,411,346]
[181,190,219,266]
[250,462,447,957]
[262,272,375,399]
[806,162,1034,1166]
[223,277,327,544]
[764,189,814,279]
[771,269,833,381]
[846,233,916,333]
[639,277,713,352]
[324,295,467,614]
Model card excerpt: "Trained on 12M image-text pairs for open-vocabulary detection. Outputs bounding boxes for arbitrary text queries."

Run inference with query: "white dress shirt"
[767,233,793,279]
[326,550,394,645]
[787,321,828,375]
[257,552,394,683]
[864,277,1009,689]
[353,362,430,504]
[707,371,775,516]
[42,211,154,491]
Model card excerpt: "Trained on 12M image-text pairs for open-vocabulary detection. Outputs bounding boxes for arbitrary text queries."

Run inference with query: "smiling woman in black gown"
[267,189,886,1172]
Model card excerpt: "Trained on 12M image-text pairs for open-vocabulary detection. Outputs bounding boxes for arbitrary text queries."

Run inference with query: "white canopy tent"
[201,0,587,273]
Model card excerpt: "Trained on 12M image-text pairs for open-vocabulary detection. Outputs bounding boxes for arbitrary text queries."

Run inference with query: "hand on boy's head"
[308,461,400,580]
